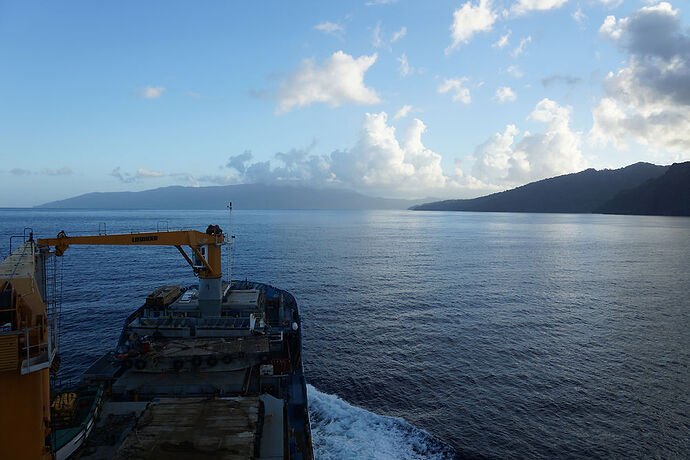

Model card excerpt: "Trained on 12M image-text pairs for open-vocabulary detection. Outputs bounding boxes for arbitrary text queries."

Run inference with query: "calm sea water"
[1,209,688,459]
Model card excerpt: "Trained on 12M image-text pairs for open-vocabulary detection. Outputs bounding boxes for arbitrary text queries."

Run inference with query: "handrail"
[1,241,32,291]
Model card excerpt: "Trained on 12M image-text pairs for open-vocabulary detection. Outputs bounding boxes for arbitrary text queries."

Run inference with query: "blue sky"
[1,0,689,206]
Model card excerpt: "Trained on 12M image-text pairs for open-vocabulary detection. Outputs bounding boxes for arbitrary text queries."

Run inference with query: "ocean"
[1,209,688,459]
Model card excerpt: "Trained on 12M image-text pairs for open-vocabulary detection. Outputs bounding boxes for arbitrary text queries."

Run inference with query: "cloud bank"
[591,2,690,158]
[219,100,587,198]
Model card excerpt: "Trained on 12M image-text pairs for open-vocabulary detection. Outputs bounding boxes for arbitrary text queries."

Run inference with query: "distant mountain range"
[37,162,689,216]
[411,162,690,216]
[37,184,428,210]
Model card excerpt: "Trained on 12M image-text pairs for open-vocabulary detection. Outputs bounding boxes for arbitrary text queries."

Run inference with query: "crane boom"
[37,228,225,279]
[37,226,228,317]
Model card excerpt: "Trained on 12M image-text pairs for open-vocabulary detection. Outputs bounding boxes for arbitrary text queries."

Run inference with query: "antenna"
[227,202,233,285]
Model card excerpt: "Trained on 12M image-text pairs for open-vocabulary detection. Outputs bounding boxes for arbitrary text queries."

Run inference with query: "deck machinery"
[0,222,313,459]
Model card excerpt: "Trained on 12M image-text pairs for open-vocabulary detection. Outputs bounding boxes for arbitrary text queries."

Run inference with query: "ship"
[0,207,313,459]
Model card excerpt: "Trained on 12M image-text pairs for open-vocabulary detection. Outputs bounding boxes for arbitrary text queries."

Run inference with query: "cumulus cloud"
[227,144,332,186]
[438,78,472,104]
[328,113,450,195]
[591,2,690,157]
[138,86,166,99]
[495,86,517,102]
[226,150,253,174]
[446,0,498,54]
[393,104,413,120]
[314,21,344,37]
[472,98,586,185]
[493,31,511,48]
[276,51,380,113]
[511,0,568,16]
[511,35,532,57]
[198,101,589,197]
[218,113,472,198]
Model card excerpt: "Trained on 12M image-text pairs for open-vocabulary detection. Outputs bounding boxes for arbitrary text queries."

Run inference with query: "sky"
[1,0,689,207]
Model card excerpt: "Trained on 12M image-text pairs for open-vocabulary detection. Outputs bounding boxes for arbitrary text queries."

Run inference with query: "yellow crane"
[0,225,226,459]
[38,227,225,279]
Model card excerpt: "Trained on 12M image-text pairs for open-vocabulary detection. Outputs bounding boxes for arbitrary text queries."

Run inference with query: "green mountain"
[596,162,690,216]
[411,162,672,214]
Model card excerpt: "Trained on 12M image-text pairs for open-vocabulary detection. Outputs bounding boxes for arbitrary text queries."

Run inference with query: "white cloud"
[472,98,586,185]
[511,35,532,57]
[329,113,449,195]
[446,0,498,54]
[397,53,412,77]
[137,168,163,178]
[438,78,472,104]
[276,51,380,113]
[493,31,511,48]
[511,0,568,16]
[393,105,413,120]
[209,102,588,198]
[138,86,166,99]
[495,86,517,102]
[598,15,622,40]
[591,2,690,157]
[391,26,407,43]
[314,21,344,37]
[222,113,458,197]
[598,0,623,8]
[111,167,165,183]
[507,65,524,78]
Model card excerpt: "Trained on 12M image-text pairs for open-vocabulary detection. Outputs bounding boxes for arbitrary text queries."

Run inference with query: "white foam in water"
[307,384,455,460]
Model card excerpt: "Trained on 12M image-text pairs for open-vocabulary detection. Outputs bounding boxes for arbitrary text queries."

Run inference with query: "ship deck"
[80,396,284,460]
[74,280,311,459]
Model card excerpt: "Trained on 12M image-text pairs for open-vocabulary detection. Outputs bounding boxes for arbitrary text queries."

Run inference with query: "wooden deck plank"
[113,398,262,460]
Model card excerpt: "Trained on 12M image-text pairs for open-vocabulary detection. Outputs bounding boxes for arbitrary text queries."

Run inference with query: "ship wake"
[307,384,455,460]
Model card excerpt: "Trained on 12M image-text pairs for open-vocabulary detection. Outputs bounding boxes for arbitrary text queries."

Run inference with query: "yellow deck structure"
[0,242,55,459]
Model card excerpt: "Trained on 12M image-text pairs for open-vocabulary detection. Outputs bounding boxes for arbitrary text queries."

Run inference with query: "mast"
[227,202,233,285]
